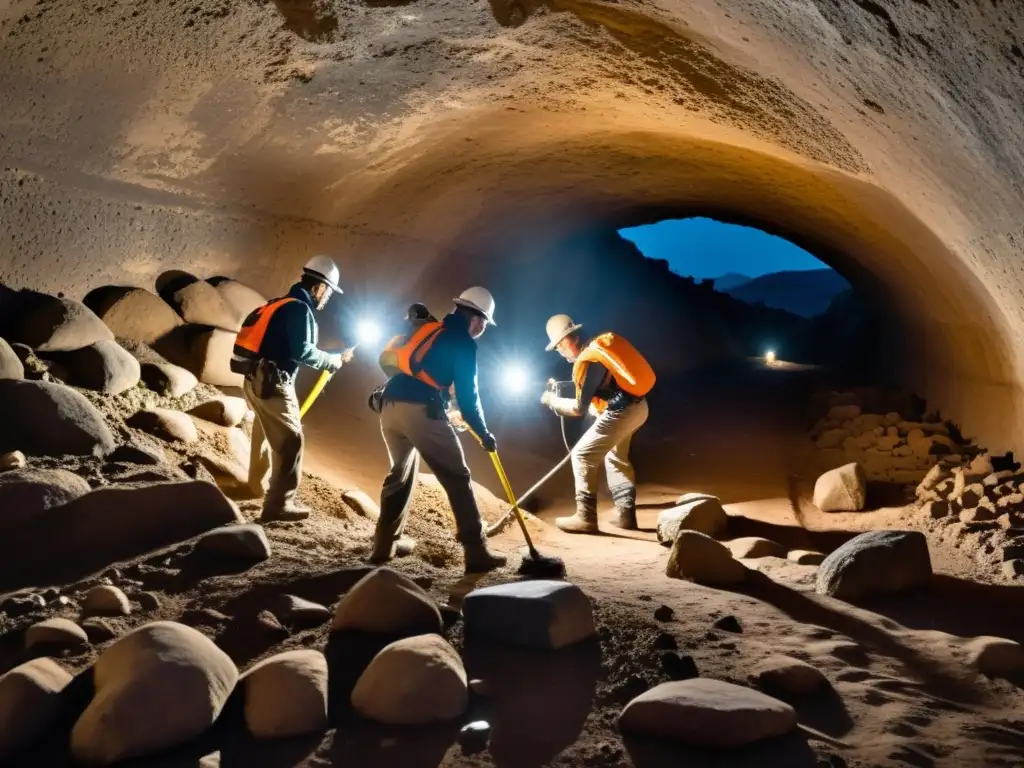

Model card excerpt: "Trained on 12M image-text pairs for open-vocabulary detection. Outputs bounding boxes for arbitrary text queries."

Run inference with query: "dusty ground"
[4,361,1024,767]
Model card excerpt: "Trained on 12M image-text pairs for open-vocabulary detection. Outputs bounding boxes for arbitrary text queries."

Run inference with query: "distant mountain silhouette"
[724,268,850,317]
[711,272,752,291]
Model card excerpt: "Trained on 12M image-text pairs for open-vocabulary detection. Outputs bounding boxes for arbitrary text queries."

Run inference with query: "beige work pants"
[375,401,485,551]
[572,399,649,498]
[244,376,303,513]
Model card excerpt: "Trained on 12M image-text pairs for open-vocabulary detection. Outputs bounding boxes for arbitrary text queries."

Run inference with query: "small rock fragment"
[82,585,132,617]
[196,523,271,560]
[25,618,89,649]
[787,550,825,565]
[713,615,742,633]
[0,450,26,471]
[653,605,674,622]
[81,618,118,644]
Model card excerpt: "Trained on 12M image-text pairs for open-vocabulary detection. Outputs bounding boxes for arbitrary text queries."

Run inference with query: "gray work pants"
[572,399,649,498]
[375,401,485,550]
[243,375,303,513]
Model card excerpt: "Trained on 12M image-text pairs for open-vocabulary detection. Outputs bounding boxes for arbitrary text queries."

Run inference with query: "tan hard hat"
[545,314,583,351]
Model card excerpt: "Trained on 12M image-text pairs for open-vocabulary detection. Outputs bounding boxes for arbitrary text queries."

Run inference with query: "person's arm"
[282,302,339,372]
[452,338,492,445]
[543,362,604,417]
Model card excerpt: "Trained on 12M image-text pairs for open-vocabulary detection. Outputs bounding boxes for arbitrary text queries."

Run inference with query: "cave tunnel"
[2,0,1024,764]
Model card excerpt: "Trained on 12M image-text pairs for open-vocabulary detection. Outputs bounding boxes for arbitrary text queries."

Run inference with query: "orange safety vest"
[230,297,298,374]
[572,332,656,414]
[380,320,446,390]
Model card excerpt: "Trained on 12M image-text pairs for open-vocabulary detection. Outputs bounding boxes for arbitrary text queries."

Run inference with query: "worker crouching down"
[371,288,508,574]
[541,315,655,533]
[231,255,351,522]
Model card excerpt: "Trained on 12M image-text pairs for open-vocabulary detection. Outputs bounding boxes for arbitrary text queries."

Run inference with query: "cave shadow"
[8,666,95,765]
[724,515,862,555]
[623,729,819,768]
[772,683,854,739]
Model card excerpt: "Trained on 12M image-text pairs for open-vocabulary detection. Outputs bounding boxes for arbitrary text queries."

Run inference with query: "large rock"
[0,467,92,532]
[816,530,932,601]
[0,337,24,379]
[141,361,198,398]
[963,636,1024,680]
[25,618,89,649]
[154,325,243,387]
[188,397,247,427]
[618,679,797,748]
[196,524,271,560]
[169,281,242,331]
[750,656,827,697]
[462,580,595,650]
[82,585,132,617]
[83,286,183,345]
[11,293,114,352]
[71,622,238,764]
[813,463,867,512]
[0,481,241,591]
[0,379,115,457]
[127,408,199,444]
[657,495,728,544]
[242,649,328,739]
[351,634,468,725]
[0,658,74,760]
[331,566,442,636]
[727,537,786,559]
[665,531,746,586]
[209,279,267,327]
[45,340,141,395]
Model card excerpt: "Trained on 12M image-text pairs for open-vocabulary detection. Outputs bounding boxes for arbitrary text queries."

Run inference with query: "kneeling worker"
[232,255,352,522]
[371,288,507,574]
[540,315,655,533]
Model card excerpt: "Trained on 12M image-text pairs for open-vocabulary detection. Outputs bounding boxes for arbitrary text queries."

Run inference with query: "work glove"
[324,353,344,373]
[540,391,554,409]
[480,432,498,453]
[340,347,356,364]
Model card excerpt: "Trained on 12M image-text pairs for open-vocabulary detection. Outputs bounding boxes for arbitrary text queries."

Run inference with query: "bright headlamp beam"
[355,319,383,346]
[502,364,531,395]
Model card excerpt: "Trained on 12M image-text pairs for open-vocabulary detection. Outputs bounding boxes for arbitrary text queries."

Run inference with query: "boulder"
[71,622,238,764]
[11,293,113,352]
[0,658,74,760]
[82,585,132,617]
[750,656,827,696]
[0,379,115,457]
[351,634,468,725]
[964,636,1024,680]
[25,618,89,649]
[140,361,198,398]
[169,282,241,331]
[462,580,596,650]
[665,531,746,586]
[210,279,267,326]
[0,337,24,379]
[813,463,866,512]
[618,679,797,748]
[154,325,242,388]
[0,467,92,532]
[657,496,728,544]
[341,488,381,521]
[0,480,241,592]
[242,649,328,739]
[0,450,26,471]
[196,524,271,561]
[83,286,182,345]
[726,537,786,559]
[188,397,247,428]
[44,340,141,395]
[331,567,442,636]
[816,530,932,601]
[127,408,199,444]
[786,550,825,565]
[266,594,332,625]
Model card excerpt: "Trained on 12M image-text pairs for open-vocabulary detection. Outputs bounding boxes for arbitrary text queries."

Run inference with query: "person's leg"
[558,413,619,533]
[243,379,271,497]
[255,381,305,521]
[372,402,420,562]
[605,400,650,529]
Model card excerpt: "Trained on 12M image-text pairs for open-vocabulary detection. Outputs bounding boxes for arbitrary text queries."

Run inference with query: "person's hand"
[325,353,343,373]
[541,391,554,408]
[480,432,497,453]
[340,347,356,364]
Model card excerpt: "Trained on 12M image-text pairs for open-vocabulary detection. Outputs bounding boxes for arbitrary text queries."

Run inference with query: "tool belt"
[369,386,447,421]
[248,360,293,400]
[367,383,385,414]
[605,390,645,412]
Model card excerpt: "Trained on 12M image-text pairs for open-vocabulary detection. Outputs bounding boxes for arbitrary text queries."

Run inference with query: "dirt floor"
[4,361,1024,767]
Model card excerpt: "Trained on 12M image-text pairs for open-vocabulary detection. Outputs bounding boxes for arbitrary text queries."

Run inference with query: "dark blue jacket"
[258,284,334,376]
[382,311,490,439]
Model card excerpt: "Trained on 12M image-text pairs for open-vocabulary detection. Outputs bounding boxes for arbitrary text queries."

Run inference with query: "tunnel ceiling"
[1,0,1023,449]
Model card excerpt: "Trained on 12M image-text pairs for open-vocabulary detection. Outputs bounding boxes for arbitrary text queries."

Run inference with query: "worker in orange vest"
[540,314,655,533]
[231,255,352,522]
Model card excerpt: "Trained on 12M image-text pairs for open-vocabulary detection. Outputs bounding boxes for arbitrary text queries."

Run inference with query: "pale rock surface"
[331,566,442,636]
[25,618,89,649]
[657,495,728,543]
[140,361,198,398]
[127,407,199,443]
[196,523,271,560]
[0,467,92,531]
[0,337,24,379]
[210,279,267,326]
[787,550,826,565]
[341,488,381,521]
[351,634,468,725]
[0,658,74,760]
[665,531,746,586]
[188,396,247,427]
[462,580,596,649]
[816,530,932,601]
[154,326,242,387]
[83,286,183,345]
[44,340,140,395]
[750,656,827,696]
[82,585,132,617]
[71,622,238,764]
[12,294,113,352]
[0,380,115,457]
[727,537,786,559]
[0,450,26,471]
[813,463,866,512]
[618,679,797,748]
[242,649,328,739]
[266,594,332,625]
[169,281,241,331]
[964,636,1024,680]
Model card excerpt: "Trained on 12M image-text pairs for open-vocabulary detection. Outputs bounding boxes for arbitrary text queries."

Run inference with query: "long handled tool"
[485,452,572,537]
[486,448,566,579]
[299,369,333,418]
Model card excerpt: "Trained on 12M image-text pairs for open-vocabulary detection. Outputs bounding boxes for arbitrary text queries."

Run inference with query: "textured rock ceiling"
[0,0,1022,448]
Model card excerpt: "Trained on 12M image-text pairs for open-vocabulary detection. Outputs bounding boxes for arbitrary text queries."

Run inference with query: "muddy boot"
[261,501,310,523]
[556,493,599,534]
[611,485,638,530]
[463,540,508,574]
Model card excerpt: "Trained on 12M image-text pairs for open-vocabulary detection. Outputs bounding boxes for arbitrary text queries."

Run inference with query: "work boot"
[464,540,508,574]
[556,493,599,534]
[260,501,311,523]
[611,485,638,530]
[369,536,417,565]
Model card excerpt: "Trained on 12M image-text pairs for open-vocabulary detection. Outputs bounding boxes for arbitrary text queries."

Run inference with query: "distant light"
[356,319,383,346]
[765,349,777,364]
[503,364,531,395]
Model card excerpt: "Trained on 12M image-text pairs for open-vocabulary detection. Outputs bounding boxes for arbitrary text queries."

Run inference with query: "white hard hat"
[302,254,342,294]
[545,314,583,351]
[453,286,496,325]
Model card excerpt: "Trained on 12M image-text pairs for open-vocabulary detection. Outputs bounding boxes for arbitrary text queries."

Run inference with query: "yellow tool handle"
[487,450,538,553]
[299,370,333,418]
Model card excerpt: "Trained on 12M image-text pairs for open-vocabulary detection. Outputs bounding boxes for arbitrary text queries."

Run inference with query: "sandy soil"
[4,362,1024,767]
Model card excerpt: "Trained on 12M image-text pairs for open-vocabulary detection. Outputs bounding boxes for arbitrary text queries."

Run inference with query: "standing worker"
[231,255,352,522]
[540,314,655,533]
[370,288,508,574]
